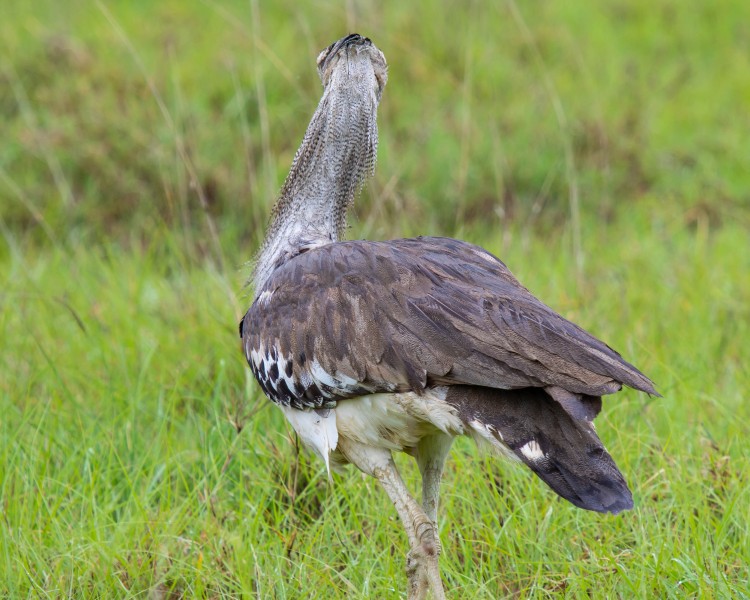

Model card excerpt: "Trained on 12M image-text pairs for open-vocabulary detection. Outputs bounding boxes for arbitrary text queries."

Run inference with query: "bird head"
[316,33,388,102]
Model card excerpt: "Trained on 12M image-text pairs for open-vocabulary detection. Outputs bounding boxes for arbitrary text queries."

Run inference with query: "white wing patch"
[309,359,360,395]
[519,439,545,462]
[310,360,338,389]
[468,419,517,461]
[276,352,296,392]
[258,289,275,306]
[248,342,263,367]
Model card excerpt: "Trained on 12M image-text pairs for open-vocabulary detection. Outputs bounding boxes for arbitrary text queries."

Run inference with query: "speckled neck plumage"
[253,35,388,298]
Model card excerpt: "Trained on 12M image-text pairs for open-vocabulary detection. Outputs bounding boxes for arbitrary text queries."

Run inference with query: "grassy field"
[2,1,749,598]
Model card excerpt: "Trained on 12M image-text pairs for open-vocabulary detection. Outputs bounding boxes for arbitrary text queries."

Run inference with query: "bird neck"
[253,75,380,297]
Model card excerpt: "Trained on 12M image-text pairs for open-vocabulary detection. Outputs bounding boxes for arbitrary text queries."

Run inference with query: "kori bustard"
[240,34,657,599]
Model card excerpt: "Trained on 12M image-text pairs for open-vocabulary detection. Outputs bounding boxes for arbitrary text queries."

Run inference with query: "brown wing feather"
[241,237,658,410]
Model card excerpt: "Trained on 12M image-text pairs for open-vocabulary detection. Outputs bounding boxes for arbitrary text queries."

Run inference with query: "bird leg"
[337,438,447,600]
[416,433,453,528]
[410,433,452,598]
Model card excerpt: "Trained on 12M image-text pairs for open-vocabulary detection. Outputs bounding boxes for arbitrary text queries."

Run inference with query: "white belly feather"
[279,386,465,474]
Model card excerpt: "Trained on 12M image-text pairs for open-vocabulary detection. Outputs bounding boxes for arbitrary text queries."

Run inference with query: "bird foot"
[406,550,428,599]
[406,531,446,600]
[414,520,441,556]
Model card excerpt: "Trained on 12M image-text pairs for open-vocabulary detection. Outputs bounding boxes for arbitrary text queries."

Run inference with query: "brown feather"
[241,236,658,413]
[447,385,632,514]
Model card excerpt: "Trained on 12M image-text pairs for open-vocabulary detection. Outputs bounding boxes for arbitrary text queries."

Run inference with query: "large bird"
[240,34,658,599]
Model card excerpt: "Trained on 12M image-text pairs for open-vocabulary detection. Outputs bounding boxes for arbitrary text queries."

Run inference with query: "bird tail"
[446,386,633,514]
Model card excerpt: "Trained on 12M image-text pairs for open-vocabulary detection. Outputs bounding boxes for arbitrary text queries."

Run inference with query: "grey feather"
[242,237,658,413]
[446,385,633,514]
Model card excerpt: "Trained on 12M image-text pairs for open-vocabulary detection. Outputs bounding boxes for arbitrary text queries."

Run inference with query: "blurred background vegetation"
[3,0,748,253]
[2,0,749,597]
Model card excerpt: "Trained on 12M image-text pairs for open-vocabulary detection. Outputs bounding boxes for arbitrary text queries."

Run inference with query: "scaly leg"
[416,433,453,525]
[411,433,452,596]
[338,438,447,600]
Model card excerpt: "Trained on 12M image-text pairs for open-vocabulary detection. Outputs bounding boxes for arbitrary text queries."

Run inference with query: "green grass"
[2,0,749,598]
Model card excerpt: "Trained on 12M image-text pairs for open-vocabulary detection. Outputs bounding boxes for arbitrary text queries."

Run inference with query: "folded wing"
[241,237,657,411]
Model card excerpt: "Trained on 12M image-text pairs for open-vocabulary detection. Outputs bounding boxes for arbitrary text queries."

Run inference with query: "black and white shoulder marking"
[240,319,375,409]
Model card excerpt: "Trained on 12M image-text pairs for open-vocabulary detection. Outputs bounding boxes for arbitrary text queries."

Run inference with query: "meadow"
[1,1,749,597]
